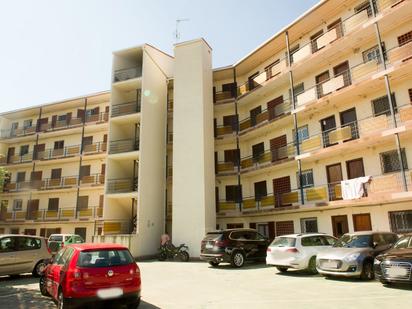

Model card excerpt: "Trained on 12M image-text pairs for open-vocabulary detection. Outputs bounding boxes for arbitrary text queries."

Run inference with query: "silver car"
[316,231,398,280]
[0,234,51,277]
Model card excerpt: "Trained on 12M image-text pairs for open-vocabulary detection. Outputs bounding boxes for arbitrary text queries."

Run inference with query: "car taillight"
[215,240,229,247]
[130,264,140,277]
[267,248,271,252]
[286,248,299,253]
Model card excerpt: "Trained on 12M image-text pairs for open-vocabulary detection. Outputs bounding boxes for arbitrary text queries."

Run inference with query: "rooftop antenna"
[175,18,190,43]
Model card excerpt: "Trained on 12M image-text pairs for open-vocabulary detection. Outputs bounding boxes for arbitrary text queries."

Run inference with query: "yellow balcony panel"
[256,111,268,124]
[388,41,412,63]
[282,191,299,205]
[241,158,253,169]
[96,208,103,217]
[343,9,368,34]
[104,222,121,234]
[83,144,97,153]
[216,126,233,136]
[215,91,233,102]
[48,178,62,187]
[260,195,275,207]
[352,61,379,81]
[400,106,412,123]
[5,212,13,219]
[61,209,75,218]
[328,126,352,144]
[369,174,402,194]
[15,211,26,219]
[218,162,235,173]
[301,136,321,152]
[258,152,272,164]
[243,198,256,210]
[64,177,78,186]
[219,202,236,212]
[238,84,248,96]
[81,176,95,185]
[306,187,328,201]
[296,87,317,107]
[240,120,251,131]
[79,208,93,217]
[335,184,342,200]
[67,146,80,156]
[359,115,389,135]
[46,210,59,219]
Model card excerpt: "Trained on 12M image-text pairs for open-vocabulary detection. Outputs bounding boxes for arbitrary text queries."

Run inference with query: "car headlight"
[344,253,360,262]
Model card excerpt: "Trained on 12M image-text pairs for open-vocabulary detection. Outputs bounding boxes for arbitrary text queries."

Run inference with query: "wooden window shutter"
[249,222,256,229]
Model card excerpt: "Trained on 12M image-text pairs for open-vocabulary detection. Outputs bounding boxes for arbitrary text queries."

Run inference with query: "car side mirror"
[373,242,379,249]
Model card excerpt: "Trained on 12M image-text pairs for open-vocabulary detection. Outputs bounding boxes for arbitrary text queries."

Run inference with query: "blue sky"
[0,0,318,112]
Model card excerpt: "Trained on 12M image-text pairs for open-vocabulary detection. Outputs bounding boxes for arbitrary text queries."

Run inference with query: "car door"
[0,236,17,276]
[47,247,68,299]
[301,236,323,261]
[15,236,42,273]
[372,234,392,257]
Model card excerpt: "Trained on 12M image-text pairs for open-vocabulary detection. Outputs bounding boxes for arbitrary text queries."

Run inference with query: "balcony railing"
[113,67,142,82]
[109,139,139,154]
[94,219,133,235]
[217,171,411,213]
[215,124,236,138]
[0,126,36,139]
[106,177,138,194]
[111,101,141,118]
[83,141,107,154]
[214,90,236,104]
[2,174,104,192]
[0,206,103,222]
[85,112,109,123]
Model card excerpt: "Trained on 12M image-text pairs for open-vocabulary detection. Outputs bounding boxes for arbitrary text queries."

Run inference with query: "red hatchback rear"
[40,243,141,309]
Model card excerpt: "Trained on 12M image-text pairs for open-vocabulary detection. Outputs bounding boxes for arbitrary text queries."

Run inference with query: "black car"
[375,233,412,285]
[200,228,269,268]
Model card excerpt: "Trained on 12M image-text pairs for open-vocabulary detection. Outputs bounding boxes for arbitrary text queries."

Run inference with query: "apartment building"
[0,92,110,242]
[1,0,412,257]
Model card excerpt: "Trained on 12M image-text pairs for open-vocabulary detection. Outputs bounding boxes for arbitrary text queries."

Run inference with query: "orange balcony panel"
[240,120,251,131]
[328,126,352,144]
[46,211,59,219]
[61,209,75,218]
[301,136,322,152]
[400,106,412,123]
[352,61,379,81]
[5,212,13,220]
[241,158,253,169]
[79,208,93,217]
[15,211,26,219]
[83,144,97,153]
[243,198,256,210]
[67,146,80,156]
[216,126,234,136]
[369,174,402,194]
[215,91,233,102]
[219,202,237,212]
[218,162,235,173]
[64,177,78,186]
[104,222,122,233]
[260,195,275,207]
[306,187,328,201]
[256,111,269,124]
[282,191,299,205]
[96,208,103,217]
[359,115,389,135]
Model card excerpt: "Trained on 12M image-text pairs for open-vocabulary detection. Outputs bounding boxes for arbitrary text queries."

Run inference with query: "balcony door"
[270,135,287,162]
[267,95,284,120]
[316,70,330,98]
[31,171,42,189]
[250,106,262,127]
[333,61,350,87]
[331,215,349,238]
[34,144,45,160]
[7,147,15,163]
[340,108,358,140]
[224,149,240,167]
[326,163,342,201]
[272,176,291,207]
[321,115,336,147]
[346,158,365,180]
[26,199,39,220]
[223,115,238,131]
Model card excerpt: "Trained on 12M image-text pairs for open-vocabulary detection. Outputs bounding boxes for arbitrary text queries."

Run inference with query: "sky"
[0,0,318,113]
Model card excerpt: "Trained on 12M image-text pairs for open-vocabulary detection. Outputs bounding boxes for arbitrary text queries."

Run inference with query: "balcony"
[94,220,133,235]
[111,101,141,118]
[109,139,139,154]
[0,206,103,222]
[85,112,109,124]
[2,174,104,193]
[0,126,36,140]
[215,124,236,138]
[113,67,142,83]
[214,90,236,104]
[217,171,412,215]
[106,177,138,194]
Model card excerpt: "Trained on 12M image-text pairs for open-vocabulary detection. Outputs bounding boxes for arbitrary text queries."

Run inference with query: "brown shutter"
[66,112,72,124]
[249,222,256,229]
[51,115,57,128]
[268,222,275,240]
[40,228,46,237]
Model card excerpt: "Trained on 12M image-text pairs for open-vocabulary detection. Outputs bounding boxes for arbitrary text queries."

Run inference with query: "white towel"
[341,176,371,200]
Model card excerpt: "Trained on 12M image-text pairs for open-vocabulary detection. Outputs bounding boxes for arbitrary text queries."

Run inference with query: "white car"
[266,233,337,273]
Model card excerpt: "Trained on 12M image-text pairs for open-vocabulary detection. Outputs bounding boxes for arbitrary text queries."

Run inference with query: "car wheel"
[58,290,70,309]
[360,261,374,280]
[179,251,190,262]
[230,251,245,268]
[33,260,47,277]
[127,297,141,309]
[209,261,219,267]
[307,256,318,274]
[276,266,288,273]
[39,276,50,297]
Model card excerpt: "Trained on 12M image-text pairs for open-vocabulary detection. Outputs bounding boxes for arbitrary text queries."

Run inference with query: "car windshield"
[333,234,372,248]
[270,237,296,247]
[49,235,63,242]
[77,249,134,268]
[393,236,412,249]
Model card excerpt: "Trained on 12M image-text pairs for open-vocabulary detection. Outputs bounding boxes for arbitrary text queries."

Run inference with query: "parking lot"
[1,261,411,309]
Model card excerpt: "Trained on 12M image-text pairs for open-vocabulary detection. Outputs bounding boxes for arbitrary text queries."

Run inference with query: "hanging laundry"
[341,176,371,200]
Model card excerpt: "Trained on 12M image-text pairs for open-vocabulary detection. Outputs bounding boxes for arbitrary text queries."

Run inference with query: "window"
[380,149,408,173]
[13,199,23,211]
[290,83,304,99]
[48,198,59,211]
[77,249,134,268]
[409,88,412,103]
[252,142,265,162]
[10,228,19,234]
[257,223,269,238]
[57,114,67,122]
[78,196,89,210]
[23,119,32,129]
[372,93,397,117]
[362,44,386,63]
[265,59,280,80]
[16,172,26,183]
[254,181,267,200]
[225,185,242,202]
[20,145,29,156]
[0,237,15,252]
[397,30,412,47]
[301,236,324,246]
[300,217,318,233]
[289,45,300,64]
[297,169,314,189]
[293,125,309,144]
[354,1,375,17]
[226,223,243,229]
[16,237,41,250]
[390,210,412,233]
[54,140,64,150]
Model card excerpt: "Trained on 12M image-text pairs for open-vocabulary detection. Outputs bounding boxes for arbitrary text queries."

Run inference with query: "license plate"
[97,287,123,300]
[387,267,408,277]
[205,242,214,249]
[323,261,338,269]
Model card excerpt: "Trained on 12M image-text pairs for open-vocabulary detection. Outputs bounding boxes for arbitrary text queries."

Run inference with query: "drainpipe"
[285,31,305,205]
[75,98,88,218]
[233,68,243,211]
[369,0,407,191]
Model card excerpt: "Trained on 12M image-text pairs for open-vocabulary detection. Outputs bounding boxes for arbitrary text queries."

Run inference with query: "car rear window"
[204,233,223,241]
[77,249,134,268]
[301,236,324,247]
[270,237,296,247]
[49,235,63,242]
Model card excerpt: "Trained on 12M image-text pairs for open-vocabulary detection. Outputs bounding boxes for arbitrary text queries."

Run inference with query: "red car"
[39,243,141,308]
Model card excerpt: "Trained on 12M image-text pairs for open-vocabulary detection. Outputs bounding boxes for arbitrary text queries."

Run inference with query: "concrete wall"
[173,39,216,257]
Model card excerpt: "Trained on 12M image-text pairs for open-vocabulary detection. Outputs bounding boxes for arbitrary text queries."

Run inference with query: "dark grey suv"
[200,229,269,268]
[316,231,398,280]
